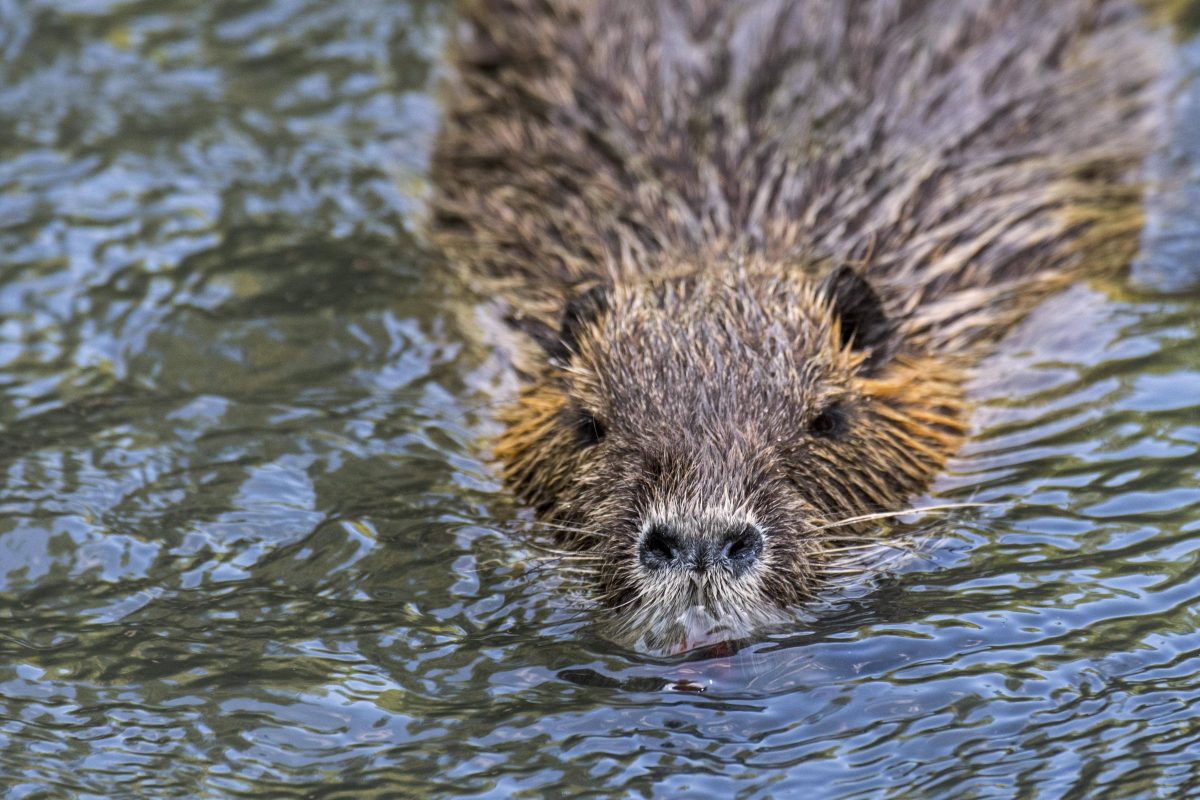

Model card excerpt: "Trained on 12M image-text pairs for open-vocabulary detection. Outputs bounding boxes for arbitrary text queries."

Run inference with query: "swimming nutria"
[429,0,1167,650]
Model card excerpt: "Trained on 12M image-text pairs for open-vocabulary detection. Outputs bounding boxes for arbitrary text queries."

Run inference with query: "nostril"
[720,525,764,566]
[640,524,681,569]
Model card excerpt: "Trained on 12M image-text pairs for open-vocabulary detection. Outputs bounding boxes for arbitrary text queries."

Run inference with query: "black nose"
[639,522,764,575]
[720,524,765,568]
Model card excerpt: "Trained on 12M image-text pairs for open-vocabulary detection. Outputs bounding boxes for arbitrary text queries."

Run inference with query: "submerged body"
[431,0,1166,649]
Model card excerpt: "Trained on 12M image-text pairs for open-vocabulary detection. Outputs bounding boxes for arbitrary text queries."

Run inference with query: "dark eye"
[574,410,607,448]
[810,404,848,439]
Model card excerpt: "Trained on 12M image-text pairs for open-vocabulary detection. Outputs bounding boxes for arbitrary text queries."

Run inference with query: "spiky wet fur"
[430,0,1168,648]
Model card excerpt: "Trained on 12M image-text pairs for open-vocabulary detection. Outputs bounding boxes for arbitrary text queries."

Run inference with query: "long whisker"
[596,594,643,617]
[492,517,596,537]
[808,502,992,533]
[818,543,901,554]
[519,541,604,557]
[524,554,606,566]
[516,519,596,534]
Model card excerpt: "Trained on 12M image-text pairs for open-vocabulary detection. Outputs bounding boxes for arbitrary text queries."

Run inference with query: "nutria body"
[430,0,1167,649]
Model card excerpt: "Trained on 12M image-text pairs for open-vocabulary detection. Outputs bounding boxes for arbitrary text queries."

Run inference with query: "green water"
[0,1,1198,797]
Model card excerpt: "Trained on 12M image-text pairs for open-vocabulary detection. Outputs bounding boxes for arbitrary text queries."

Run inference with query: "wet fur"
[430,0,1167,647]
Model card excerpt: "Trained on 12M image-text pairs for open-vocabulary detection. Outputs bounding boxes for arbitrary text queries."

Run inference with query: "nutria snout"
[430,0,1167,650]
[639,521,765,576]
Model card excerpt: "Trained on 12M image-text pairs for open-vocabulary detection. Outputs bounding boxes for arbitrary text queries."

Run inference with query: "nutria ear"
[558,283,610,355]
[818,266,894,371]
[511,284,610,363]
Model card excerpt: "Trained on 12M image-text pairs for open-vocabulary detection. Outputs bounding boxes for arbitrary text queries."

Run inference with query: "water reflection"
[0,0,1198,798]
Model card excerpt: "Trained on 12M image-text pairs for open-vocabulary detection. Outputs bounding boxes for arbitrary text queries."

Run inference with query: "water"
[0,1,1197,797]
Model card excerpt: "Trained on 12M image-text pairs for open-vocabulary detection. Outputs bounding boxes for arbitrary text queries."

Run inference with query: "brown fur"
[430,0,1167,649]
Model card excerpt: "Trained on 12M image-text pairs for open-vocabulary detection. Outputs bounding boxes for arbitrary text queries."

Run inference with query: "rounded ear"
[558,283,609,356]
[818,266,894,372]
[509,283,610,363]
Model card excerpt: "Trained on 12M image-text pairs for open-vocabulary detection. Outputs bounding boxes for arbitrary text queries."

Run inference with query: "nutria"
[429,0,1167,650]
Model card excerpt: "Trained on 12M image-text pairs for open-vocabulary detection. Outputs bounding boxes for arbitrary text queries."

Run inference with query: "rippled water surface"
[1,2,1199,798]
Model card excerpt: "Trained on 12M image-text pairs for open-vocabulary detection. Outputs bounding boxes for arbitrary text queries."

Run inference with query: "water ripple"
[0,1,1199,798]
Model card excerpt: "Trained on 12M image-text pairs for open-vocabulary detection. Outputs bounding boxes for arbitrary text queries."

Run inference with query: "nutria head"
[497,264,966,651]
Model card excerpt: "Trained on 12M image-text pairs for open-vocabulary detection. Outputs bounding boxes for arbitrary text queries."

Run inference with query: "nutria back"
[434,1,1164,330]
[430,0,1167,650]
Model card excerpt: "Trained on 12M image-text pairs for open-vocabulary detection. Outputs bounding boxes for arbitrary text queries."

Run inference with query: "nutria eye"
[574,410,607,447]
[810,404,848,439]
